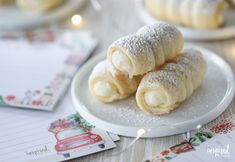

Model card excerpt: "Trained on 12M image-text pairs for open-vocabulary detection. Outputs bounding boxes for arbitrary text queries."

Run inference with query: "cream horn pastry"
[145,0,227,29]
[145,0,168,20]
[166,0,182,24]
[191,0,227,29]
[107,23,184,77]
[137,23,184,67]
[136,49,207,115]
[89,60,142,103]
[181,0,226,29]
[180,0,195,27]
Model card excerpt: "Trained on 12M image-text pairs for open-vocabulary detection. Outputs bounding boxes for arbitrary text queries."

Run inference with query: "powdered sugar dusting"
[78,54,227,127]
[89,60,124,78]
[139,49,207,93]
[107,23,184,76]
[137,23,183,63]
[108,34,155,72]
[88,95,165,126]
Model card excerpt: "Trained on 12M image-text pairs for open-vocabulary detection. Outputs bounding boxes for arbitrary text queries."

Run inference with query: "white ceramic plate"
[71,46,235,138]
[0,0,85,31]
[135,0,235,40]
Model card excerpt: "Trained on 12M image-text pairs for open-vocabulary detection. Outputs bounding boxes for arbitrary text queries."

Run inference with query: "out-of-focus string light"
[71,14,83,26]
[107,124,203,157]
[108,128,148,156]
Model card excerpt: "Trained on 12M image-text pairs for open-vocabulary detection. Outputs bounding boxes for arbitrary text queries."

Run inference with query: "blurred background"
[0,1,235,162]
[0,0,144,53]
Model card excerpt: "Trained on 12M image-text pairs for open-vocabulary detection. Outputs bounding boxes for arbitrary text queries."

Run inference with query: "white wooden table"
[69,0,235,161]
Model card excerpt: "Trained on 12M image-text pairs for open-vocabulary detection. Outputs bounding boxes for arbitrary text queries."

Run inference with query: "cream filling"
[94,81,115,97]
[144,91,166,107]
[111,51,132,75]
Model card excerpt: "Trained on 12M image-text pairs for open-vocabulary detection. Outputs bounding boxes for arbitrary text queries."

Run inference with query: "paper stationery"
[0,30,97,111]
[0,93,118,162]
[171,118,235,162]
[147,117,235,162]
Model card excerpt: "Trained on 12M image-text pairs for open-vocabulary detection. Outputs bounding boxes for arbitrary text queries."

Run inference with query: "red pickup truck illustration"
[49,113,105,158]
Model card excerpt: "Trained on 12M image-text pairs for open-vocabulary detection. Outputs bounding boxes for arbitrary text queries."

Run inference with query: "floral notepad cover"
[0,30,97,111]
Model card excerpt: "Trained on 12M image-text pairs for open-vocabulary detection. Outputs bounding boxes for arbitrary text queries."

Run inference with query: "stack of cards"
[0,30,120,162]
[0,93,119,162]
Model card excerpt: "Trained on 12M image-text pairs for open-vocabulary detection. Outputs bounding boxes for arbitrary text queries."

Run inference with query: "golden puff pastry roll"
[107,23,184,77]
[180,0,226,29]
[136,49,207,115]
[89,60,142,103]
[145,0,226,29]
[16,0,63,13]
[166,0,182,24]
[137,23,184,67]
[179,0,195,27]
[191,0,227,29]
[145,0,168,20]
[107,35,155,77]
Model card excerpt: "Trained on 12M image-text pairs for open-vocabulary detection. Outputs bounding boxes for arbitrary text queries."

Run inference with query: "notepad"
[0,92,118,162]
[171,118,235,162]
[0,30,97,111]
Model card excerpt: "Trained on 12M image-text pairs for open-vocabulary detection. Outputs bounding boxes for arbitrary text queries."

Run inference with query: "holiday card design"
[0,30,97,111]
[48,113,108,158]
[147,117,235,162]
[171,118,235,162]
[0,94,117,162]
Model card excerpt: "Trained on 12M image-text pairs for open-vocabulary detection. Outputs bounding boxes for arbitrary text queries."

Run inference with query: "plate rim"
[0,0,86,31]
[135,0,235,40]
[71,46,235,137]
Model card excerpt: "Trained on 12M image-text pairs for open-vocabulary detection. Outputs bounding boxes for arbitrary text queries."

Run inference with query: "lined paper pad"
[0,93,116,162]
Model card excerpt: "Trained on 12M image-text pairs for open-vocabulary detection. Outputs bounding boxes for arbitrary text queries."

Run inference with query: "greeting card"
[0,30,97,111]
[0,93,118,162]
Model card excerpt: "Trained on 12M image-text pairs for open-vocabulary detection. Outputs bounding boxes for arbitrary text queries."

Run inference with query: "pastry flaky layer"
[136,49,208,115]
[107,23,184,77]
[89,60,142,103]
[145,0,227,29]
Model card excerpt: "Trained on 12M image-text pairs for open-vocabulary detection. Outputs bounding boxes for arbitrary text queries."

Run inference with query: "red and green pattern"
[170,140,194,154]
[48,113,95,134]
[210,119,235,134]
[148,131,213,162]
[0,95,6,105]
[188,132,213,146]
[147,117,235,162]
